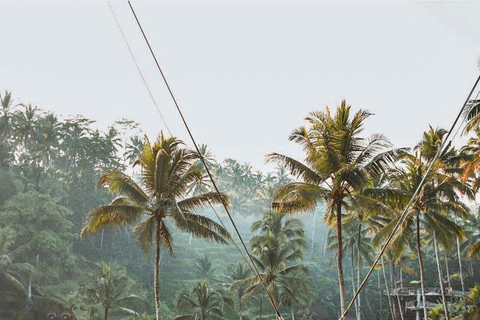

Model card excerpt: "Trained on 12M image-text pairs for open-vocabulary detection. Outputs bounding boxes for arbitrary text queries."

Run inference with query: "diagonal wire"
[125,2,284,319]
[108,0,258,285]
[340,73,480,320]
[107,1,172,136]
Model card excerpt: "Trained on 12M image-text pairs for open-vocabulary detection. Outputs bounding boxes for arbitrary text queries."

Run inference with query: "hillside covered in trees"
[1,91,480,320]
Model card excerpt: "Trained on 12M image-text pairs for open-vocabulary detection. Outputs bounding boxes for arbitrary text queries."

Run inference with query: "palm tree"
[465,214,480,259]
[36,112,60,167]
[372,151,469,320]
[326,217,373,320]
[125,135,146,166]
[225,262,253,320]
[13,103,39,150]
[231,211,308,312]
[79,262,142,320]
[0,228,35,298]
[174,281,233,320]
[0,91,17,139]
[81,132,231,320]
[195,254,215,281]
[266,101,398,317]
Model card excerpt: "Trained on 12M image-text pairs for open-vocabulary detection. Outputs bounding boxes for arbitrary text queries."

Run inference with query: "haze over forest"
[1,2,480,320]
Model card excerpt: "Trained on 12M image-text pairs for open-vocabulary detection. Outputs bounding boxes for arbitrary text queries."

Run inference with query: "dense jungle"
[1,91,480,320]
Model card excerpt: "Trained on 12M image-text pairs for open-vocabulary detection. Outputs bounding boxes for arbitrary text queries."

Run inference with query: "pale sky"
[1,2,479,171]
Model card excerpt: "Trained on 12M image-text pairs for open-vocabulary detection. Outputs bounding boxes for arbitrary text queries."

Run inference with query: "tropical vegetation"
[1,91,480,320]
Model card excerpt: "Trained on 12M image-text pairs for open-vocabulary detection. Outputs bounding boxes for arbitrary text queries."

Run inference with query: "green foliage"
[0,169,21,205]
[2,91,480,320]
[78,262,144,319]
[174,281,233,320]
[194,254,215,281]
[231,211,308,309]
[0,191,74,274]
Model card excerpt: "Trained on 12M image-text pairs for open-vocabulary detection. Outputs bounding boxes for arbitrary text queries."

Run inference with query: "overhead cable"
[126,2,285,319]
[340,73,480,320]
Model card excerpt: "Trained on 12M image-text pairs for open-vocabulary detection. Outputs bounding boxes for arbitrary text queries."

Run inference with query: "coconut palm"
[36,112,60,167]
[225,262,253,320]
[326,217,373,320]
[13,104,39,150]
[80,132,231,320]
[231,211,308,311]
[417,126,472,320]
[465,218,480,259]
[78,262,142,320]
[125,135,145,166]
[266,101,399,317]
[174,281,233,320]
[0,91,17,139]
[372,151,470,320]
[0,228,35,298]
[195,254,215,281]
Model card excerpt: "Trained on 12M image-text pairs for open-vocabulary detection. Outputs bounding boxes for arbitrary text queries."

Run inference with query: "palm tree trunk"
[393,262,405,320]
[104,306,109,320]
[336,202,346,319]
[416,214,428,320]
[259,295,263,320]
[456,237,465,296]
[100,229,104,250]
[311,211,316,253]
[378,271,382,315]
[351,247,359,320]
[433,234,449,320]
[323,231,328,257]
[154,217,162,320]
[444,253,451,289]
[239,291,243,320]
[381,256,395,320]
[357,224,362,320]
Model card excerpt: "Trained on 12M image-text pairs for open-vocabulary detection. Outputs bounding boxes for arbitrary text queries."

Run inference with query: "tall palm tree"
[174,281,233,320]
[125,135,145,164]
[266,101,399,317]
[13,104,39,150]
[81,132,231,320]
[417,126,472,320]
[36,112,60,167]
[195,254,215,281]
[0,91,17,139]
[225,262,253,320]
[79,262,142,320]
[231,210,308,311]
[372,151,469,320]
[0,228,35,298]
[326,217,373,320]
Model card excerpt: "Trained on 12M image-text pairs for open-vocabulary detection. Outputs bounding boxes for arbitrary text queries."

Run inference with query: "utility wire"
[126,2,284,319]
[195,181,257,271]
[107,1,172,136]
[109,0,258,288]
[340,73,480,320]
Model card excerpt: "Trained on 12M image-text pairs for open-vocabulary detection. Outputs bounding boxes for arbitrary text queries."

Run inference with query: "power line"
[125,2,285,319]
[109,0,259,295]
[340,73,480,320]
[107,1,172,136]
[108,0,259,297]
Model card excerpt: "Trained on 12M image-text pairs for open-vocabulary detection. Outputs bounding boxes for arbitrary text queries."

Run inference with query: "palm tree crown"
[267,101,399,317]
[81,132,231,320]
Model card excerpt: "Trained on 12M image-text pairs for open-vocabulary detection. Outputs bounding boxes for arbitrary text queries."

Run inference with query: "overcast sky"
[1,2,479,171]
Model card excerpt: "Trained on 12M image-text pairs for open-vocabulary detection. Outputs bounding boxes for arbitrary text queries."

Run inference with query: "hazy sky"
[1,2,479,171]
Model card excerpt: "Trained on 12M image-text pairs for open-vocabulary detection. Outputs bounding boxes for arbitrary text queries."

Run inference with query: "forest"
[0,90,480,320]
